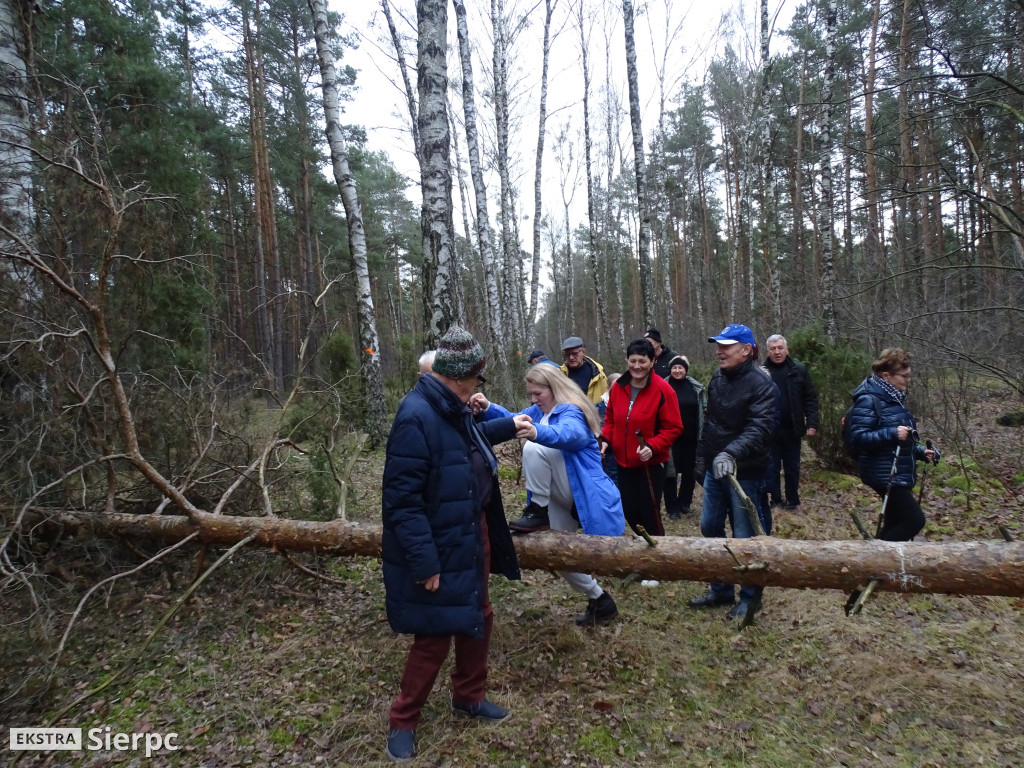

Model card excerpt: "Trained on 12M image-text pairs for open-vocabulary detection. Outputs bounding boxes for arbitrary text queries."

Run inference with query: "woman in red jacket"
[600,337,683,536]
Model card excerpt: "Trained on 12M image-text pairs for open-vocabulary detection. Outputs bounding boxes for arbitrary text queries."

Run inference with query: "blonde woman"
[474,364,625,625]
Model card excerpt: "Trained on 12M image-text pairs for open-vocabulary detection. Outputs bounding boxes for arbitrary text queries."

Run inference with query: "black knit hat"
[432,325,487,380]
[645,328,662,344]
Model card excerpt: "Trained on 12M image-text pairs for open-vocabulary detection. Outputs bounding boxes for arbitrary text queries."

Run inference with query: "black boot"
[664,473,680,519]
[575,591,618,626]
[509,501,550,532]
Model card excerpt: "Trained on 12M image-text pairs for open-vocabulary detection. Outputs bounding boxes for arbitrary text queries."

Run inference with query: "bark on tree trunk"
[622,0,654,329]
[576,0,611,357]
[47,511,1024,598]
[453,0,505,358]
[528,0,554,334]
[416,0,458,347]
[308,0,389,446]
[0,0,32,243]
[819,0,839,341]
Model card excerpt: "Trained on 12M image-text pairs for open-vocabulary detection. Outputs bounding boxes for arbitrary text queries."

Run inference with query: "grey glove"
[712,452,736,479]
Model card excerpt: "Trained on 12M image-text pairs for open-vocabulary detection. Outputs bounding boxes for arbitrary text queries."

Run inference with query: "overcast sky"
[330,0,795,289]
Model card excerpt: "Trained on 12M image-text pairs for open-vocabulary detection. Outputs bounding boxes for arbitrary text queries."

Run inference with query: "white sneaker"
[640,579,660,587]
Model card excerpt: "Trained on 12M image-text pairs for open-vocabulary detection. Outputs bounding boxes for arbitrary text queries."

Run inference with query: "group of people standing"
[380,323,938,761]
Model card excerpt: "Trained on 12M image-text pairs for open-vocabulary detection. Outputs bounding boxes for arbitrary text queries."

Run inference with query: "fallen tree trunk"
[43,510,1024,597]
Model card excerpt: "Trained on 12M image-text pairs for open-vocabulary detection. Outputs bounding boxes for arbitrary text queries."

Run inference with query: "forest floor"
[3,387,1024,768]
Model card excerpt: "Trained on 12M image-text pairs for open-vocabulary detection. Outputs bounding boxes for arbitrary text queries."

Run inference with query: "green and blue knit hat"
[432,325,487,380]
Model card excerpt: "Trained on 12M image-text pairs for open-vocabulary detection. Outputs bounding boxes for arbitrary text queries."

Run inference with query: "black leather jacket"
[698,359,777,479]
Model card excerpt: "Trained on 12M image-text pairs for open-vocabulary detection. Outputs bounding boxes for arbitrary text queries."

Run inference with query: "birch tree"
[0,0,32,244]
[308,0,388,444]
[622,0,654,328]
[576,0,611,355]
[417,0,458,347]
[528,0,556,333]
[453,0,504,355]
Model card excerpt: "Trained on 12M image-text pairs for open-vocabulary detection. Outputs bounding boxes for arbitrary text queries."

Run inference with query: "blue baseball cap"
[708,324,756,346]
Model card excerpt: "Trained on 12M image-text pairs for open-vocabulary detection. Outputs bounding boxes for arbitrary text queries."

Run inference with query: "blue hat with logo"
[708,324,756,346]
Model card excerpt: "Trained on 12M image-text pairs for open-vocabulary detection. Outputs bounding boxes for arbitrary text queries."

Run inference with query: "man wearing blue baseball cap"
[689,324,776,620]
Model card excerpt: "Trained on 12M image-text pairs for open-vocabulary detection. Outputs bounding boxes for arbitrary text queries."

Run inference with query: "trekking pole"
[635,431,661,534]
[874,443,902,539]
[918,439,934,504]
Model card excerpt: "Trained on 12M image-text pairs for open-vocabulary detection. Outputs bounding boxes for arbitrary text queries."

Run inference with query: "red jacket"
[601,374,683,468]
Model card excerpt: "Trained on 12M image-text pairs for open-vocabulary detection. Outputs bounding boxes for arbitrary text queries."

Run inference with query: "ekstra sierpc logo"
[9,727,180,757]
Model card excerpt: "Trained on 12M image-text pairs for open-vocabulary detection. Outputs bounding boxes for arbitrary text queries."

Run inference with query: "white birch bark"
[453,0,504,353]
[491,0,521,348]
[528,0,555,333]
[0,0,32,244]
[622,0,654,328]
[308,0,388,444]
[416,0,458,346]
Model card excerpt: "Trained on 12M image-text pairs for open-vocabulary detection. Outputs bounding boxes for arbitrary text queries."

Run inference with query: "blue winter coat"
[846,375,928,488]
[382,374,520,639]
[486,402,625,536]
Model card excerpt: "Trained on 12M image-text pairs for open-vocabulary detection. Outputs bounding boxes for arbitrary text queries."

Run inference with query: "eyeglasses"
[563,347,584,358]
[476,374,487,387]
[890,371,911,380]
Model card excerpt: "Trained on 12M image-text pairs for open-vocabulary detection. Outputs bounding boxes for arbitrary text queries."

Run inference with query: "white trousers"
[522,440,603,600]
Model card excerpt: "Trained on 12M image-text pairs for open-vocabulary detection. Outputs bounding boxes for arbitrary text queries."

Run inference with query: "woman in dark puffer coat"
[382,326,529,762]
[846,347,939,541]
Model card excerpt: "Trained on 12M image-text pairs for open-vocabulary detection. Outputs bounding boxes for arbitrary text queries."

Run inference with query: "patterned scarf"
[872,373,907,406]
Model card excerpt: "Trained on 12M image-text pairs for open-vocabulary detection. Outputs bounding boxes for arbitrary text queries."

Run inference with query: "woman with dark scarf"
[663,355,705,518]
[845,348,939,541]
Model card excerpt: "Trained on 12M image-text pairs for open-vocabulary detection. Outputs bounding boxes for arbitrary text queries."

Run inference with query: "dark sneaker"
[575,591,618,626]
[452,698,509,722]
[509,502,550,532]
[688,590,735,608]
[385,728,416,762]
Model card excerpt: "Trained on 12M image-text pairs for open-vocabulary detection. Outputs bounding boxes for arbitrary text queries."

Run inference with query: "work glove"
[693,457,706,487]
[711,452,736,480]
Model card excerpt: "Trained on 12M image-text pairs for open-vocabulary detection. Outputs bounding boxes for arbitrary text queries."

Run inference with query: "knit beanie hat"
[668,355,689,371]
[432,325,487,380]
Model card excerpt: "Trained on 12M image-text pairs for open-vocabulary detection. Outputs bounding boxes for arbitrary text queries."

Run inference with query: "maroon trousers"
[389,514,493,730]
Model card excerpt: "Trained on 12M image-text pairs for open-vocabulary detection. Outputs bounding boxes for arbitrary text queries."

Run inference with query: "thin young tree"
[818,0,839,341]
[575,0,611,356]
[622,0,654,328]
[308,0,388,444]
[528,0,556,334]
[453,0,504,357]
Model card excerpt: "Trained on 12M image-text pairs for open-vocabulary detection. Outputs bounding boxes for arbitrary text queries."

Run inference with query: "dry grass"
[3,388,1023,768]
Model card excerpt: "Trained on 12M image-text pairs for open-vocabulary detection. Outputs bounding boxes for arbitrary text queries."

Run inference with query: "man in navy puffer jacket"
[382,326,532,762]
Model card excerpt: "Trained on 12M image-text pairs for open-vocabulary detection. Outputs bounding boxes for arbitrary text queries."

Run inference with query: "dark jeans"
[618,463,666,536]
[868,484,925,541]
[700,471,769,603]
[766,431,803,506]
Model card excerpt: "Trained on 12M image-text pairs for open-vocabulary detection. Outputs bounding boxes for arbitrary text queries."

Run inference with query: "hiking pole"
[874,443,902,539]
[635,431,662,535]
[918,439,935,504]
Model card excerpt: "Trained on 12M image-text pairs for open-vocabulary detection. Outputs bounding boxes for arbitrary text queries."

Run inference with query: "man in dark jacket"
[382,325,532,762]
[644,328,677,380]
[688,324,776,620]
[763,334,820,508]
